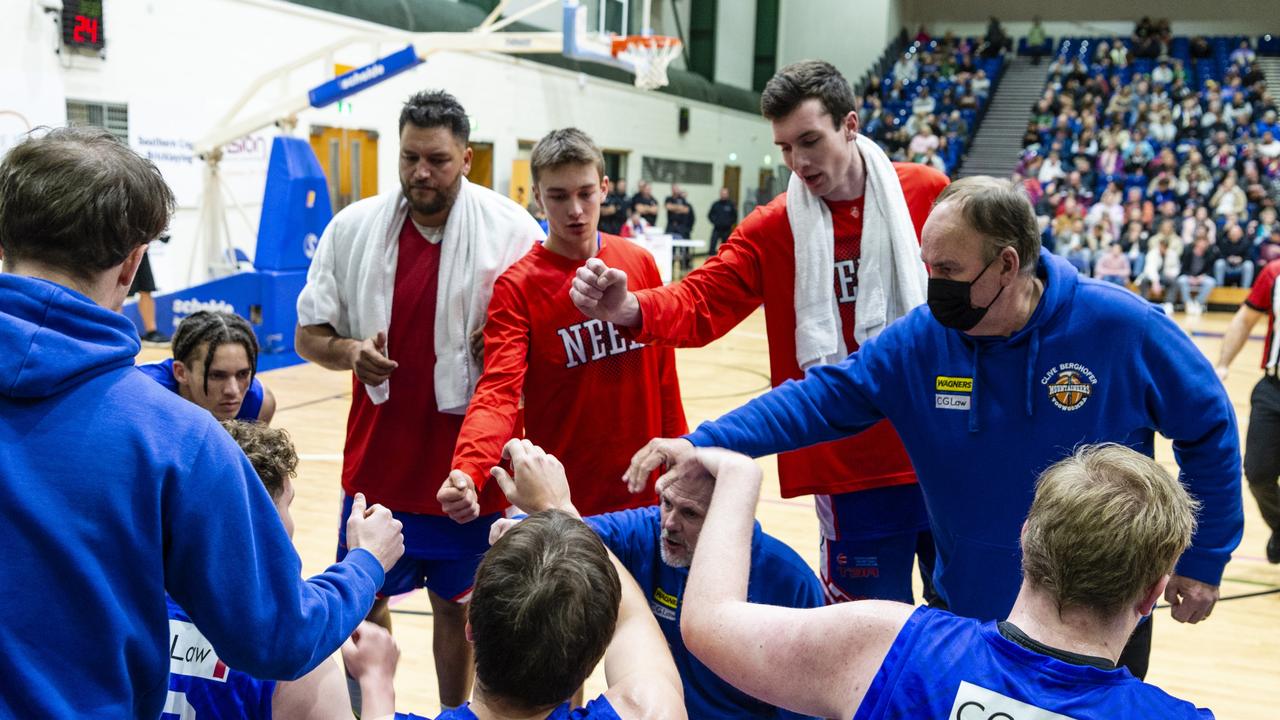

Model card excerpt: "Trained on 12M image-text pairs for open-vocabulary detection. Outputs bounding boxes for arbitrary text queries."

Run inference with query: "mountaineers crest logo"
[1040,362,1097,412]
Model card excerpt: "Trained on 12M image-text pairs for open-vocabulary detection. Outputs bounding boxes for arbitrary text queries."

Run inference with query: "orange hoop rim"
[610,34,682,57]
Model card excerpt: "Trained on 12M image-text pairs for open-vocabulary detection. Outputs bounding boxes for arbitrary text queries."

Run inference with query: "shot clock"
[61,0,105,52]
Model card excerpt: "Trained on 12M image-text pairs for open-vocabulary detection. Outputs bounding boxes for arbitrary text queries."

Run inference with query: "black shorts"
[129,253,157,295]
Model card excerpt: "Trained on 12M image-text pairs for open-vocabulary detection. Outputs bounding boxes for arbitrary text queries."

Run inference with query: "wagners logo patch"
[936,376,973,393]
[1040,362,1098,411]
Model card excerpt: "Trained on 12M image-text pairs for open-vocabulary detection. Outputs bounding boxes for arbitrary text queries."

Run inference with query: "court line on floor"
[276,392,351,413]
[1189,330,1265,341]
[299,453,344,462]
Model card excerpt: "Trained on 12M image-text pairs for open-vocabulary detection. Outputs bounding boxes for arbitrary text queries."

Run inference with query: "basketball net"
[612,35,682,90]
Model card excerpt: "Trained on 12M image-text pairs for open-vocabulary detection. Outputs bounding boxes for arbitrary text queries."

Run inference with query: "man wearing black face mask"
[629,176,1243,681]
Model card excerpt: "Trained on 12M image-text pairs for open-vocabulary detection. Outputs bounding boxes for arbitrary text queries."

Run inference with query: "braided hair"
[171,311,259,395]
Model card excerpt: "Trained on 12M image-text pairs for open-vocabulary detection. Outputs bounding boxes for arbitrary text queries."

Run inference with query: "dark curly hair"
[220,420,297,500]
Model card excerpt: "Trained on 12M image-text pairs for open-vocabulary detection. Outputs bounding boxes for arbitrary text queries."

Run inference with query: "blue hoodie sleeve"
[163,423,383,680]
[1138,308,1243,585]
[684,340,891,456]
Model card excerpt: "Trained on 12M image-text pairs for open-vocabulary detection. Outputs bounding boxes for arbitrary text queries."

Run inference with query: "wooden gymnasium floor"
[136,305,1280,718]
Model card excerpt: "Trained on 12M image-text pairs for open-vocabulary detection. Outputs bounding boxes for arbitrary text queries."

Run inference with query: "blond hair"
[1021,444,1199,617]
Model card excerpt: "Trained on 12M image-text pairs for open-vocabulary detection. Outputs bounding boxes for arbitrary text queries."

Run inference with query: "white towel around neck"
[788,133,928,369]
[296,177,544,412]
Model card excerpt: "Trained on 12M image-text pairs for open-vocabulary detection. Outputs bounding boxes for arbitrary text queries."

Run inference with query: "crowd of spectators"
[859,26,1006,175]
[1013,21,1280,313]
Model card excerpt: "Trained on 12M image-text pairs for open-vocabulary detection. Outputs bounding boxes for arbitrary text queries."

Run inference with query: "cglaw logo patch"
[948,680,1079,719]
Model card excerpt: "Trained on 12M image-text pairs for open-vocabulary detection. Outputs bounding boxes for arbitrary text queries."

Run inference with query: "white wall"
[3,0,774,291]
[901,0,1280,39]
[777,0,902,89]
[714,0,755,88]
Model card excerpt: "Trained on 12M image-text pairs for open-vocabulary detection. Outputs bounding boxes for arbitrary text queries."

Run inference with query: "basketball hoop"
[611,35,682,90]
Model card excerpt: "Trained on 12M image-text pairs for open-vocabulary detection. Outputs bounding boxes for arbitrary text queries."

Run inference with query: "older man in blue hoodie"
[630,176,1243,679]
[0,127,405,717]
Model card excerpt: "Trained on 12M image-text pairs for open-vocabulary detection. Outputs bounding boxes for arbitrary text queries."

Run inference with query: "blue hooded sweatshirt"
[0,274,384,718]
[686,249,1243,621]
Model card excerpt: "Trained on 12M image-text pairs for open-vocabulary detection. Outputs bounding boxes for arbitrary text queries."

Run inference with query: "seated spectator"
[1022,122,1042,148]
[1225,92,1253,128]
[1072,155,1098,189]
[970,69,992,99]
[1150,217,1184,256]
[1095,243,1133,285]
[1152,172,1177,206]
[1109,36,1131,67]
[911,88,937,118]
[1182,205,1215,247]
[1231,39,1257,68]
[1085,220,1114,263]
[1086,187,1124,235]
[892,52,918,84]
[167,420,399,720]
[1175,96,1202,140]
[1255,109,1280,139]
[1172,233,1221,315]
[1255,206,1278,241]
[911,122,942,159]
[1150,111,1177,144]
[1258,228,1280,276]
[1106,86,1135,118]
[920,148,948,173]
[1123,188,1155,228]
[913,23,931,45]
[1211,173,1248,217]
[1152,61,1174,86]
[1097,140,1125,176]
[679,445,1212,720]
[1056,218,1091,273]
[1215,223,1256,288]
[1038,150,1066,184]
[1178,152,1215,197]
[136,311,277,424]
[1119,220,1150,277]
[1257,131,1280,160]
[1139,235,1182,304]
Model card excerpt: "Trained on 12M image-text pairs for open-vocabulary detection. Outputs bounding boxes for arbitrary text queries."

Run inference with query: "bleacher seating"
[860,37,1007,175]
[1013,29,1278,306]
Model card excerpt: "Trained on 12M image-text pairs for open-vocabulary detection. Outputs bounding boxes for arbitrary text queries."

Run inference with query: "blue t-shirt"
[163,596,276,720]
[137,358,266,421]
[398,696,621,719]
[853,607,1213,719]
[586,505,824,720]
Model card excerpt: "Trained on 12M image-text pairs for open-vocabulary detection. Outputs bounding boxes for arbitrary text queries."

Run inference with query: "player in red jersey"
[1216,258,1280,563]
[571,61,949,605]
[441,127,687,522]
[295,91,543,713]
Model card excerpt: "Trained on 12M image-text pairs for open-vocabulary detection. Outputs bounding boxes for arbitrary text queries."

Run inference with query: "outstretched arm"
[679,449,911,720]
[1214,304,1264,380]
[571,221,766,347]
